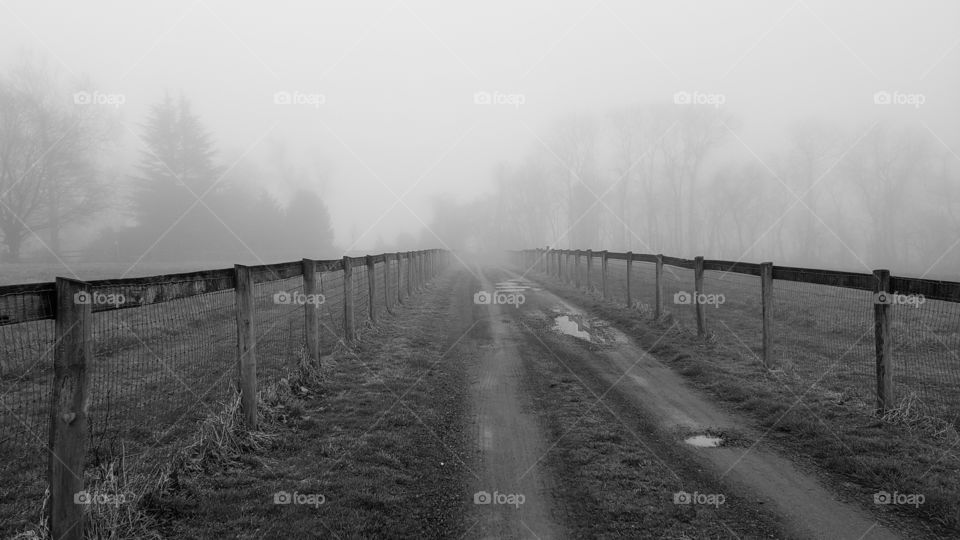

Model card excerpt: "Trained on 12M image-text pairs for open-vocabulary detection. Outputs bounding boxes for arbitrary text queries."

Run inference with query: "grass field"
[559,257,960,428]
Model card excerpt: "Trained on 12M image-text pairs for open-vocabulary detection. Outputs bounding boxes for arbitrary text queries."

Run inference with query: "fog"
[1,0,958,278]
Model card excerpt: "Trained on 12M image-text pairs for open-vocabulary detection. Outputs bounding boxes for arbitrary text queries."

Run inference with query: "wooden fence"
[0,249,447,540]
[516,248,960,420]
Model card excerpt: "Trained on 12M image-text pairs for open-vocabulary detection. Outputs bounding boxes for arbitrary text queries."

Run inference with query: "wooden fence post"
[601,250,609,299]
[575,251,581,289]
[625,252,633,308]
[302,259,320,368]
[655,254,663,319]
[417,251,423,288]
[416,251,423,289]
[586,250,592,291]
[556,250,561,278]
[406,252,413,297]
[343,256,355,341]
[317,266,328,354]
[49,278,92,540]
[694,256,705,337]
[366,255,377,323]
[384,254,393,314]
[760,262,773,368]
[233,265,257,429]
[396,252,403,305]
[874,269,893,415]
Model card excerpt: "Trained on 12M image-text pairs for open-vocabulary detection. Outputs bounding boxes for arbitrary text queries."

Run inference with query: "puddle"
[684,435,723,448]
[495,279,533,293]
[553,315,592,341]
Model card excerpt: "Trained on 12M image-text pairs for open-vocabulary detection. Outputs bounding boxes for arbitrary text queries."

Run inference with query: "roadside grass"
[0,268,371,536]
[150,276,470,539]
[509,295,787,538]
[533,269,960,538]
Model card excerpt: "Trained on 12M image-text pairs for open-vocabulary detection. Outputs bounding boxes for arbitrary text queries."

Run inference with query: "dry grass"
[881,393,960,442]
[10,353,323,540]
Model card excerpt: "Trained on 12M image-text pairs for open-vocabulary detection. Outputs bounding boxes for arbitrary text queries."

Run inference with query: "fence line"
[0,249,448,539]
[515,248,960,426]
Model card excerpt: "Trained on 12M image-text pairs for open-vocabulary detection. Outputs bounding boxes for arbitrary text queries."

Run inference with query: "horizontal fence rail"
[514,248,960,431]
[0,249,449,539]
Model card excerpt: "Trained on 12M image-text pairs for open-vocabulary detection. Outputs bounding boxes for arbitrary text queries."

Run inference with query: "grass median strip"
[151,283,470,538]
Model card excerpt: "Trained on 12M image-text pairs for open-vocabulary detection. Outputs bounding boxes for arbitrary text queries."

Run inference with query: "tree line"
[427,105,958,278]
[0,54,336,265]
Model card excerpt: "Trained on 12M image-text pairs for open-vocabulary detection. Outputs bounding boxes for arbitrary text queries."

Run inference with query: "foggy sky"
[1,0,957,250]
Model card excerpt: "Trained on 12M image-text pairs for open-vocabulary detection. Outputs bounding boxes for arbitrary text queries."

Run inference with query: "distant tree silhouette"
[128,93,222,261]
[0,54,111,261]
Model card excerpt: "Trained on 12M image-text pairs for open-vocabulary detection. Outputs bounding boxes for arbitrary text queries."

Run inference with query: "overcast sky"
[1,0,957,249]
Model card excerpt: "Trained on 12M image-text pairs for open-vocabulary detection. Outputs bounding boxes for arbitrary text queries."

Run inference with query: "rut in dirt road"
[458,266,561,539]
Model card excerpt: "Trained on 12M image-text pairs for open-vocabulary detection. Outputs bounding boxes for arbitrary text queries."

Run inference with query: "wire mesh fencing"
[0,284,56,532]
[891,298,960,422]
[521,249,960,430]
[320,268,345,350]
[0,250,445,538]
[771,280,876,407]
[703,270,763,361]
[659,265,697,333]
[374,260,387,315]
[353,263,370,326]
[254,274,306,388]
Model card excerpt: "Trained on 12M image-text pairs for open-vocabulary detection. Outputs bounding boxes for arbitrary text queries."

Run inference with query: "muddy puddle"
[684,434,723,447]
[549,309,626,345]
[553,315,592,340]
[495,278,542,293]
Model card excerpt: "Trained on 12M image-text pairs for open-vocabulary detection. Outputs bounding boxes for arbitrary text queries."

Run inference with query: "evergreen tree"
[131,93,221,260]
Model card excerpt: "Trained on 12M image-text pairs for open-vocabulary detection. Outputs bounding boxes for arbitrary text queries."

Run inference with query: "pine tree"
[131,93,221,260]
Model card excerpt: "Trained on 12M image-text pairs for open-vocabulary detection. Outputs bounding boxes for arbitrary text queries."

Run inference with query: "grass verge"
[149,276,470,539]
[535,271,960,539]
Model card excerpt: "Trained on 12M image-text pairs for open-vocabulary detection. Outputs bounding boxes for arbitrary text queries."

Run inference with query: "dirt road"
[161,260,917,538]
[450,264,561,538]
[445,260,904,539]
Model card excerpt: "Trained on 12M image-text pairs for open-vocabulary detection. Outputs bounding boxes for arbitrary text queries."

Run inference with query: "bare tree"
[551,114,603,249]
[842,123,934,271]
[0,55,110,261]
